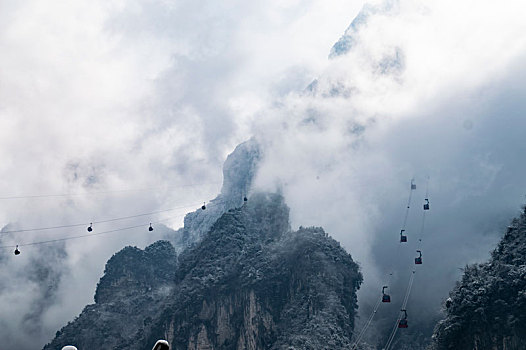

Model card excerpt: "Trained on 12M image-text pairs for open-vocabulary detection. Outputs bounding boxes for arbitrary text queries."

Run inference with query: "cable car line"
[1,203,203,235]
[351,179,418,347]
[384,178,430,349]
[400,179,416,243]
[350,297,382,350]
[2,195,246,252]
[0,214,185,250]
[384,271,416,350]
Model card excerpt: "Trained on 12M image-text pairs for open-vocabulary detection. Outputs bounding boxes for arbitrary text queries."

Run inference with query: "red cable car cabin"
[398,309,408,328]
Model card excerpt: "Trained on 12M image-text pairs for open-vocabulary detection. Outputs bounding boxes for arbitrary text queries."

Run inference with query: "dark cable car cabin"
[415,250,422,265]
[400,229,407,243]
[149,223,154,232]
[201,202,206,210]
[398,309,408,328]
[152,340,170,350]
[244,196,248,202]
[423,198,430,210]
[14,245,20,255]
[411,179,416,190]
[382,286,391,303]
[87,223,93,232]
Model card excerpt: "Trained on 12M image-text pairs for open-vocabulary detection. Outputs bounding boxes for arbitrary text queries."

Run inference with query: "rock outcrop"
[429,209,526,350]
[44,193,362,350]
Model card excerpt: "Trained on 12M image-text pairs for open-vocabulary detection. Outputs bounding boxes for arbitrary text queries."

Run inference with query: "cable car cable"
[0,214,185,250]
[384,271,416,350]
[0,202,204,235]
[350,297,382,350]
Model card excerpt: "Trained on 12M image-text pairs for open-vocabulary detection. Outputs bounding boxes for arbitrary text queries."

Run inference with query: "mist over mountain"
[1,0,526,349]
[177,139,261,248]
[44,193,362,350]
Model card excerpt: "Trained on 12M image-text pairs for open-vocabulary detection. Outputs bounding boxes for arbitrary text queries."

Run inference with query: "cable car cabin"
[400,229,407,243]
[149,223,154,232]
[382,286,390,303]
[415,250,422,265]
[244,196,248,202]
[201,202,206,210]
[411,180,416,190]
[87,223,93,232]
[423,199,430,210]
[14,245,20,255]
[398,309,408,328]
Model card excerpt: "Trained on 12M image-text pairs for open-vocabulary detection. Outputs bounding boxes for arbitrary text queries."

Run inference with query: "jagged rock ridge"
[44,193,362,350]
[174,138,261,250]
[429,209,526,350]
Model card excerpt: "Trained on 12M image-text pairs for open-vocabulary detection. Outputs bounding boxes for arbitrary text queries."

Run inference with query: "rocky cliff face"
[44,193,362,350]
[429,209,526,350]
[177,138,261,249]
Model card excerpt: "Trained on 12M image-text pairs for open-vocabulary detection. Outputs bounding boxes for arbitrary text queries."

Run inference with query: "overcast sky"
[1,0,526,348]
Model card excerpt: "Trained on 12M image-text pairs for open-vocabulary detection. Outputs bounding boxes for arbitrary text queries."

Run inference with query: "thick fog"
[250,0,526,343]
[1,0,526,348]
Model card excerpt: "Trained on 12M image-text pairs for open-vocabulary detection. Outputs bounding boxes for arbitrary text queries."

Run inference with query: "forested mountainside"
[44,193,362,350]
[429,209,526,350]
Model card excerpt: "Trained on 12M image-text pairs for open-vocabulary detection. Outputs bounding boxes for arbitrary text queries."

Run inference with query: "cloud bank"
[1,0,526,347]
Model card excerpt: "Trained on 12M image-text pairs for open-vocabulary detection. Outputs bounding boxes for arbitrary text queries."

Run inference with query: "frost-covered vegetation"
[430,209,526,350]
[44,193,362,350]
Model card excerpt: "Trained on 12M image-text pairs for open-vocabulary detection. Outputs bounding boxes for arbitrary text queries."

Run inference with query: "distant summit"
[178,138,261,248]
[329,1,397,58]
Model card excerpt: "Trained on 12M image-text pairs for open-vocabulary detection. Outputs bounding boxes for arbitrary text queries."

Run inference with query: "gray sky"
[1,0,526,348]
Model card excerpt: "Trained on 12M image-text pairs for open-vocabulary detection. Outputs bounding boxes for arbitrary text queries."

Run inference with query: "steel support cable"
[0,195,243,249]
[401,180,415,230]
[417,177,430,243]
[1,202,204,235]
[350,297,383,350]
[384,271,416,350]
[353,179,417,350]
[0,214,185,250]
[401,271,416,309]
[384,179,428,349]
[388,179,416,282]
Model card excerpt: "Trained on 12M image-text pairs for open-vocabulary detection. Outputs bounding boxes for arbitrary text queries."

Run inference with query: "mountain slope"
[429,209,526,350]
[44,193,362,350]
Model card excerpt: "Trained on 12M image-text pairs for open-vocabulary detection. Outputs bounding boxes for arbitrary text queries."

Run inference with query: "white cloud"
[1,0,526,347]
